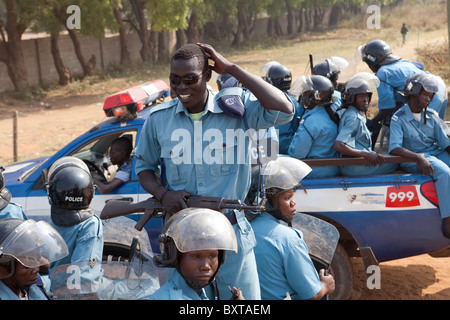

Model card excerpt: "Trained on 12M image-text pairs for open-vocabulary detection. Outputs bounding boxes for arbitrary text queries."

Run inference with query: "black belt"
[224,210,237,225]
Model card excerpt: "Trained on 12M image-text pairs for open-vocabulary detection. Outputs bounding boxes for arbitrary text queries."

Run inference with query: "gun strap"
[224,210,237,225]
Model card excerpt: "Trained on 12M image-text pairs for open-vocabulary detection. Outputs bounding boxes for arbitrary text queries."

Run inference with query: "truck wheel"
[328,244,353,300]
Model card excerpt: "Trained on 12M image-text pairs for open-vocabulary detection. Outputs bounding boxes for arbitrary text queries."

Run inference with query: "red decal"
[386,185,420,207]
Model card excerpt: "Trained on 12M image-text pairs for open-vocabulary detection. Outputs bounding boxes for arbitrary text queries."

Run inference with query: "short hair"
[171,44,209,72]
[111,136,133,156]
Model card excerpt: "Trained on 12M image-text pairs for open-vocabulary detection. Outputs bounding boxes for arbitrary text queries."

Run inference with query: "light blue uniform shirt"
[149,269,212,300]
[0,203,28,220]
[49,215,104,290]
[251,212,322,300]
[288,104,340,177]
[376,60,447,119]
[389,105,450,219]
[389,105,450,156]
[276,94,303,154]
[0,280,48,300]
[135,87,293,203]
[336,106,398,176]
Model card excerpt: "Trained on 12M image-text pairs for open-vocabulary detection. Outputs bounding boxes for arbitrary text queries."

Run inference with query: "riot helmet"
[46,156,95,210]
[291,75,335,109]
[313,60,340,86]
[0,165,11,210]
[154,208,237,280]
[266,63,292,91]
[342,72,380,109]
[403,73,439,97]
[358,40,401,73]
[0,218,68,279]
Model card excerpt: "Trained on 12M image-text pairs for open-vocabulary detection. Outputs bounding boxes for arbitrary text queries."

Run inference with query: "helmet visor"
[167,208,238,253]
[0,220,69,268]
[48,156,90,181]
[329,56,349,73]
[289,75,314,97]
[345,72,380,90]
[419,74,440,94]
[259,61,281,78]
[262,157,312,190]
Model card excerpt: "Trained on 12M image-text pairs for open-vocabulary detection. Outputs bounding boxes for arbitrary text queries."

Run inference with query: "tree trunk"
[286,2,294,34]
[149,29,158,63]
[129,0,151,62]
[112,6,131,65]
[54,7,95,76]
[50,33,71,85]
[175,29,185,50]
[186,12,203,44]
[158,29,168,62]
[0,0,28,90]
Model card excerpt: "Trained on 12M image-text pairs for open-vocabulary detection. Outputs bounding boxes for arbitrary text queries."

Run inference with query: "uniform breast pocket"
[161,145,188,186]
[207,141,241,177]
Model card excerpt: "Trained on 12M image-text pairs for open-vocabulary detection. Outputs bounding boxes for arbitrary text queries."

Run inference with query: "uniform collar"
[404,104,431,122]
[175,90,223,117]
[170,269,210,300]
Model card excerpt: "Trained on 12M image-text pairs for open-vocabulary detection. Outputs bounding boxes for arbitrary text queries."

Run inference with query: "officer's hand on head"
[161,190,190,215]
[197,43,232,75]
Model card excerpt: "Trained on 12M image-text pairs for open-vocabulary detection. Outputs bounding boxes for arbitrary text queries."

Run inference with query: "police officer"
[288,75,340,178]
[0,218,68,300]
[150,208,242,300]
[313,57,348,112]
[262,61,303,155]
[45,157,104,289]
[333,73,399,176]
[0,166,28,221]
[358,40,447,146]
[135,43,294,300]
[389,73,450,238]
[250,157,335,300]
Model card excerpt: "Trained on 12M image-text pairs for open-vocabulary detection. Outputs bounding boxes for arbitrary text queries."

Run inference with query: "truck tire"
[328,244,353,300]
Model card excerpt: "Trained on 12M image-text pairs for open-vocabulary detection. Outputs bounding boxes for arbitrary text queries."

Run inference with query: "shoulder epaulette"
[149,99,177,115]
[391,109,405,122]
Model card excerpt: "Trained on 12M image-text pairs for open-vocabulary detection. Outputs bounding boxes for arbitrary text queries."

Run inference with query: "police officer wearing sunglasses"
[135,43,294,300]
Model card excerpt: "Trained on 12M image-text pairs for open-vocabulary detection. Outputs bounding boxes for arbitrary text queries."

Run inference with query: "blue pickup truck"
[3,81,449,300]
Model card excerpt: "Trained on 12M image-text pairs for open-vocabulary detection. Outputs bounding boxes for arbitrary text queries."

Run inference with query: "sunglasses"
[169,70,208,86]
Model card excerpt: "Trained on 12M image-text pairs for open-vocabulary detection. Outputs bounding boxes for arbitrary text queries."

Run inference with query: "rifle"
[100,195,264,231]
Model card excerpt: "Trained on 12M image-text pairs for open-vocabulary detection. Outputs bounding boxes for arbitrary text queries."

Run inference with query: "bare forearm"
[137,170,167,201]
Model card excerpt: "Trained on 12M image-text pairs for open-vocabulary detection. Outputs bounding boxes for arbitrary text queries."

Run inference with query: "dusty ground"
[0,26,449,300]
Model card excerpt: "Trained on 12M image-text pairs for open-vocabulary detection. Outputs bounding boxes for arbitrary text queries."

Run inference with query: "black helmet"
[313,60,340,85]
[403,73,439,97]
[300,75,335,109]
[361,40,401,72]
[266,64,292,91]
[46,157,94,210]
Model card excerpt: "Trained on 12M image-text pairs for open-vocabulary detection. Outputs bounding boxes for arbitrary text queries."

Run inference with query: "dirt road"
[0,26,449,300]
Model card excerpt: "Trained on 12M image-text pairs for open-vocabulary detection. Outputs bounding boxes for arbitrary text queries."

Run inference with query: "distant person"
[401,23,408,45]
[94,136,133,194]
